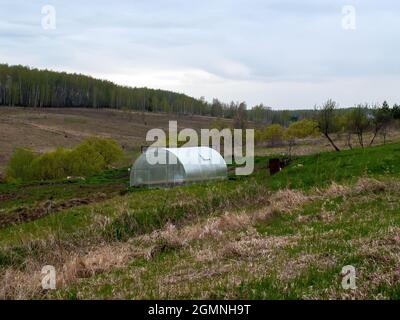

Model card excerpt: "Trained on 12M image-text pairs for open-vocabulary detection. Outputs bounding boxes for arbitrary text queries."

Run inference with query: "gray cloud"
[0,0,399,108]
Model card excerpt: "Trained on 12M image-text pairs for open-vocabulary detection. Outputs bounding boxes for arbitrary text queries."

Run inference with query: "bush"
[256,124,285,146]
[30,148,71,181]
[5,138,123,182]
[82,137,123,164]
[5,148,37,182]
[285,119,320,140]
[66,143,106,177]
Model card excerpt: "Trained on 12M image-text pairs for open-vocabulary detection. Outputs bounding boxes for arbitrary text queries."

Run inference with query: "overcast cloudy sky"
[0,0,399,109]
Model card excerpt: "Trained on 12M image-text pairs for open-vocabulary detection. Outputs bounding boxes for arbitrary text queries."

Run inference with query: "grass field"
[1,141,400,299]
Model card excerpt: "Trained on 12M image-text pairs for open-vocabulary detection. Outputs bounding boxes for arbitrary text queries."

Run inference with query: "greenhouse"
[130,146,228,187]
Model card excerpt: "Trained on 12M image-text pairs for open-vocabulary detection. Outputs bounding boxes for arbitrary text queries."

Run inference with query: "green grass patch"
[266,143,400,190]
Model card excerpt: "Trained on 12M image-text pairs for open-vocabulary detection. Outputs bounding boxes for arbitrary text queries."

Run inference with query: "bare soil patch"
[0,193,110,228]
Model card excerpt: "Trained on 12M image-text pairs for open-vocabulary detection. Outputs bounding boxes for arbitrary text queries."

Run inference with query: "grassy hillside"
[1,143,400,299]
[0,107,232,172]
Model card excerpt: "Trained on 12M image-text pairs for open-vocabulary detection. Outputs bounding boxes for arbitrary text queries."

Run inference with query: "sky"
[0,0,399,109]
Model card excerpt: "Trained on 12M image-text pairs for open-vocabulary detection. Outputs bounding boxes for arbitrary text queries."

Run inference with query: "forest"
[0,64,318,124]
[0,64,210,115]
[2,64,400,130]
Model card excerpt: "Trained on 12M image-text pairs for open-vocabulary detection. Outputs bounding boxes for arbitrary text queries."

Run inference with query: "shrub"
[263,124,285,146]
[5,148,37,182]
[85,137,124,164]
[30,148,71,180]
[66,142,107,177]
[284,119,320,140]
[5,138,123,182]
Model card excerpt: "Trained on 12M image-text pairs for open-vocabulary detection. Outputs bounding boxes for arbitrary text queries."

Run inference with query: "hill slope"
[0,107,232,172]
[1,142,400,299]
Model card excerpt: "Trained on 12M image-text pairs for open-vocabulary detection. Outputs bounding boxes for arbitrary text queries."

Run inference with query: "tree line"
[0,64,261,120]
[254,100,400,154]
[0,64,275,122]
[0,64,212,115]
[1,64,399,136]
[316,100,400,151]
[0,64,321,125]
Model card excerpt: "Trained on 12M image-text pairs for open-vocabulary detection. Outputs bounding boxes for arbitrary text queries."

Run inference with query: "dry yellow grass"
[0,184,309,298]
[1,176,399,299]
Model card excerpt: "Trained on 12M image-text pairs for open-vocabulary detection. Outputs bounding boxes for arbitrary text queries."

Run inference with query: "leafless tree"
[316,99,341,152]
[348,104,370,148]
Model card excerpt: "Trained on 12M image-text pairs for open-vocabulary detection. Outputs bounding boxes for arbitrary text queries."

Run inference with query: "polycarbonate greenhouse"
[130,147,228,187]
